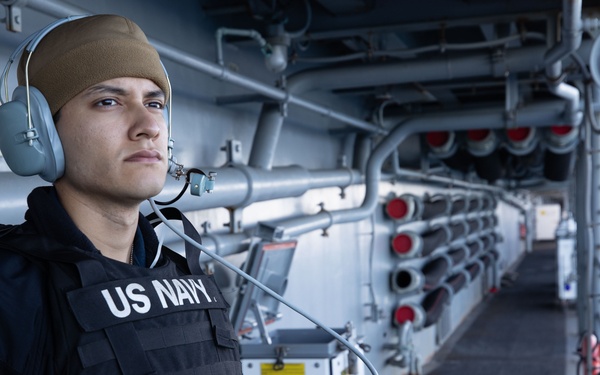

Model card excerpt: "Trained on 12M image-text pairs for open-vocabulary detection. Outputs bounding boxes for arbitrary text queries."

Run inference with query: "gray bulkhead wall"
[0,1,527,373]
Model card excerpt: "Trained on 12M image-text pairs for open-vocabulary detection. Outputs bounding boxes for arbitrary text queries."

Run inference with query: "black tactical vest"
[0,225,243,374]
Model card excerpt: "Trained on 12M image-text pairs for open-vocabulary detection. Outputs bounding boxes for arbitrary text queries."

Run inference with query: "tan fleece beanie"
[17,14,170,115]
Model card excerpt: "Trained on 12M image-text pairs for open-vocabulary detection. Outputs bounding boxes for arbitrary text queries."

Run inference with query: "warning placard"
[261,363,305,374]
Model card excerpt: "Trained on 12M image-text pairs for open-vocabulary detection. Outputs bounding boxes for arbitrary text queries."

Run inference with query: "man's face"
[54,77,169,205]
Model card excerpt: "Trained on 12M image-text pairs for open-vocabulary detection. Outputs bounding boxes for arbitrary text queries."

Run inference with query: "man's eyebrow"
[82,84,127,97]
[81,84,165,100]
[145,89,166,100]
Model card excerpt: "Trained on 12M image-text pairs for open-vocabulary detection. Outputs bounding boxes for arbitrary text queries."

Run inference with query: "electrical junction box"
[556,237,577,301]
[240,328,365,375]
[556,216,577,302]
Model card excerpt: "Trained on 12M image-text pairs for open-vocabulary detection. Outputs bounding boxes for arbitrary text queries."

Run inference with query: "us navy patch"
[67,275,226,331]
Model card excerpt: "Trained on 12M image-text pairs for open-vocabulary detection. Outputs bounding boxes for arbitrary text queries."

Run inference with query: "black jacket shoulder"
[0,223,51,375]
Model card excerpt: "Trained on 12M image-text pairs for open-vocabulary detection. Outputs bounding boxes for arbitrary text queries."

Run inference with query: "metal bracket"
[226,206,244,233]
[273,345,288,370]
[250,301,272,345]
[221,139,244,165]
[1,0,27,32]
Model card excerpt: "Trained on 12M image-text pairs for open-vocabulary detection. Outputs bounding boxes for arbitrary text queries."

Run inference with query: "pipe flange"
[393,302,425,330]
[391,231,423,258]
[390,267,424,294]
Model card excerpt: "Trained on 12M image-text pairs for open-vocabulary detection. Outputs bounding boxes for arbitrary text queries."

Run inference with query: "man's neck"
[54,184,140,263]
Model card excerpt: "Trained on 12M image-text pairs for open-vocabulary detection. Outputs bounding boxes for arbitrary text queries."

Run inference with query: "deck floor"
[425,241,580,375]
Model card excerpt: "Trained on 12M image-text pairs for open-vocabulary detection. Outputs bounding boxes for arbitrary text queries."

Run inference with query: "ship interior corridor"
[426,240,579,375]
[3,1,600,374]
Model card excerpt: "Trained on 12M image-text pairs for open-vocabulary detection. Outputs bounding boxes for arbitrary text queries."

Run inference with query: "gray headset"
[0,15,176,183]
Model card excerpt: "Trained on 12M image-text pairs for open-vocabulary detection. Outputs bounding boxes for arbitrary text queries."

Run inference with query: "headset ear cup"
[6,86,65,182]
[0,97,46,177]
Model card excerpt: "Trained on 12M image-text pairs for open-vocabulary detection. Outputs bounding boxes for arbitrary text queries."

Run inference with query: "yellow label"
[260,363,305,374]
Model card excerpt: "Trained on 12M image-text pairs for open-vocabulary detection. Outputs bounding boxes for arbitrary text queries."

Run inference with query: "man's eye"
[96,99,117,107]
[146,101,164,110]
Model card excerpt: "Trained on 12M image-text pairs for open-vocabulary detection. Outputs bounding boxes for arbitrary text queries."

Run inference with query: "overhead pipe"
[1,166,361,224]
[257,100,576,241]
[544,0,583,127]
[286,43,594,95]
[248,103,286,170]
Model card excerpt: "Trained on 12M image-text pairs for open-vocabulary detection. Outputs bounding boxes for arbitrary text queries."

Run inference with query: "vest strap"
[146,207,204,275]
[208,309,238,349]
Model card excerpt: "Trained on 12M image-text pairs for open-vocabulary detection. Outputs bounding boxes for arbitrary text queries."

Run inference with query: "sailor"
[0,14,242,374]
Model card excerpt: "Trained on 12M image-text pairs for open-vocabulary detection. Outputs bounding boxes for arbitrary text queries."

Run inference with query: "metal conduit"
[448,220,468,241]
[248,103,285,170]
[544,0,583,126]
[258,100,572,241]
[1,166,362,224]
[422,256,451,291]
[447,246,468,266]
[421,225,450,255]
[388,155,523,212]
[465,261,483,280]
[421,194,450,220]
[446,272,468,294]
[449,195,467,215]
[466,218,481,234]
[173,164,358,210]
[465,240,483,258]
[421,285,452,328]
[285,41,594,99]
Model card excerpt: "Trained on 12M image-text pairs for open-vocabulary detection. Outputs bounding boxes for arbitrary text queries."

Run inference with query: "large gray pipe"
[257,100,570,240]
[248,103,285,170]
[1,166,361,224]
